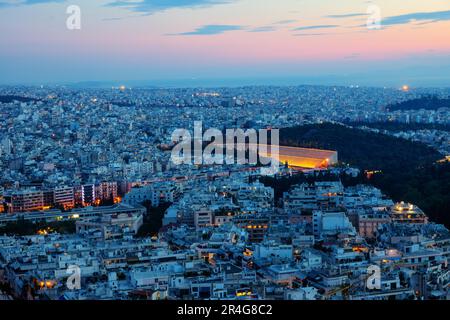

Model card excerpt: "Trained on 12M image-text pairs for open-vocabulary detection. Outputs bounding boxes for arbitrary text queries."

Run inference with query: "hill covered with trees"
[279,123,450,227]
[386,96,450,111]
[371,161,450,226]
[0,95,40,104]
[280,123,441,172]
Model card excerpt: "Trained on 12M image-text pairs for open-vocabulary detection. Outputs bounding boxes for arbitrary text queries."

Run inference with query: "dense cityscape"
[1,0,450,311]
[0,84,449,300]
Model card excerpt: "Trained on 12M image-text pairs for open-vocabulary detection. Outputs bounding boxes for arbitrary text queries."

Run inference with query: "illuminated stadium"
[257,144,338,169]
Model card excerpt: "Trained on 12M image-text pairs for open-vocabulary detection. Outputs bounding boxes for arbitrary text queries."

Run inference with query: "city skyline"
[1,0,450,86]
[1,1,450,304]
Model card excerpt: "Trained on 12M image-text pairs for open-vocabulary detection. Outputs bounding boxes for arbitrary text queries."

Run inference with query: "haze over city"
[1,0,450,86]
[1,0,450,307]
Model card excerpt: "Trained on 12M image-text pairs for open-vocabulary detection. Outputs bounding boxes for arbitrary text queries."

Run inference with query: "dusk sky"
[1,0,450,87]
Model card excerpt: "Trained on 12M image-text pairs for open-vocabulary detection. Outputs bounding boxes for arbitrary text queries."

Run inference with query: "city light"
[0,0,448,305]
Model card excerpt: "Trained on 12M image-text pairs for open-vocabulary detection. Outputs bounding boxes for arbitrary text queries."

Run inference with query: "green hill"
[279,123,450,227]
[386,96,450,111]
[280,122,441,173]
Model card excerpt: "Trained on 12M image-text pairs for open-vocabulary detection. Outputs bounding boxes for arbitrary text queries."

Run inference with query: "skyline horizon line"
[1,77,449,90]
